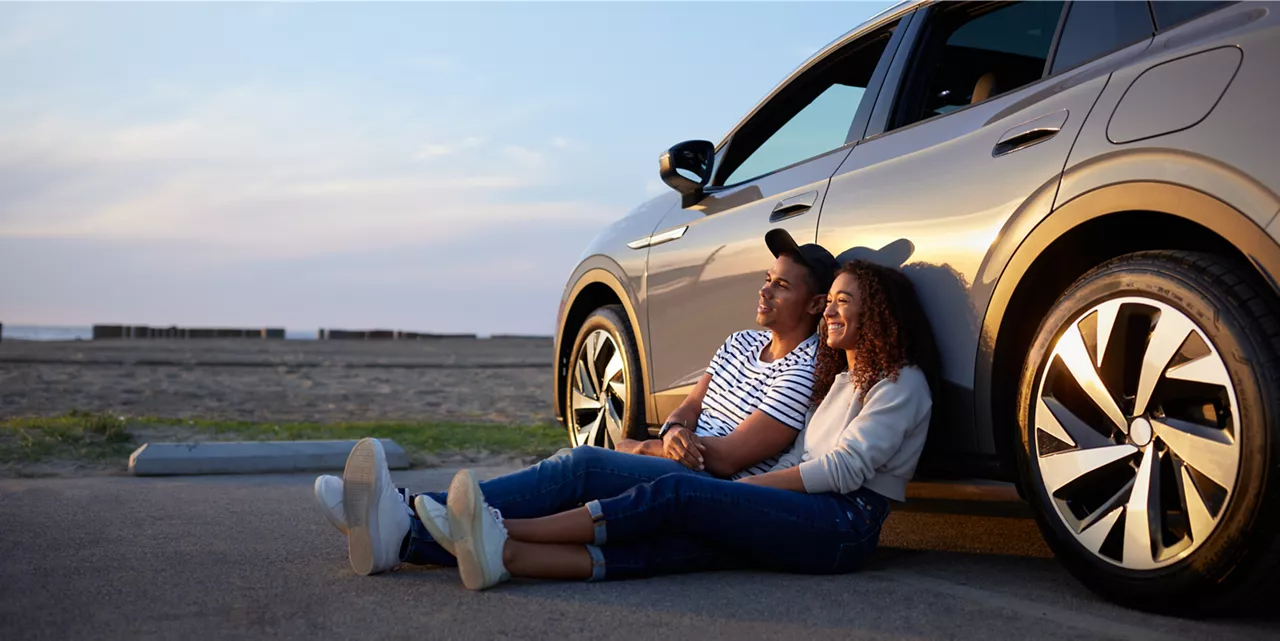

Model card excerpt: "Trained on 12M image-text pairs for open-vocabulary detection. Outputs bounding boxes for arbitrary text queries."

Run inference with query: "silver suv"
[554,1,1280,614]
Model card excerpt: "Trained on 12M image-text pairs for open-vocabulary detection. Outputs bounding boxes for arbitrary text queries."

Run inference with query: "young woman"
[430,260,941,589]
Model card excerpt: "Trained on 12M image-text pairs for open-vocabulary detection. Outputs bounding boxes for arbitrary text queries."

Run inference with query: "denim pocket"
[831,537,878,573]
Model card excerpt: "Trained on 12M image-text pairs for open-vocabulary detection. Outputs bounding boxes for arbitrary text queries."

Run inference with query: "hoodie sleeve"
[796,369,931,494]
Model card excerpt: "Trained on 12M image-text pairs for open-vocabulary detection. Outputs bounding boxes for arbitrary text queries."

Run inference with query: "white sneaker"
[413,494,456,555]
[448,469,510,591]
[313,475,348,535]
[342,438,410,575]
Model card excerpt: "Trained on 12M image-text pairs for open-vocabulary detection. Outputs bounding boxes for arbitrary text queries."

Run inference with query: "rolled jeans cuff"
[586,499,607,545]
[585,544,607,582]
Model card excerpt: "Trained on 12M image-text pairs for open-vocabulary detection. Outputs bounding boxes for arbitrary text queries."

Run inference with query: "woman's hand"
[662,426,705,471]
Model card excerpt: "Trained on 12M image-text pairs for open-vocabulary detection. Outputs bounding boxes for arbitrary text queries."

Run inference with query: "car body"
[554,0,1280,614]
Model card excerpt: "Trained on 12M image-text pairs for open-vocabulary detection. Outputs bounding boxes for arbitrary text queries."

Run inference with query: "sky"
[0,1,893,336]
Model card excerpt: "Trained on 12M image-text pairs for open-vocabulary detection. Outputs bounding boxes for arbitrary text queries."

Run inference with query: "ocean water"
[0,325,319,341]
[1,325,94,341]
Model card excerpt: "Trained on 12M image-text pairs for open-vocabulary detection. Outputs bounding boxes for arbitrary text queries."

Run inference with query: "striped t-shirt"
[698,330,819,478]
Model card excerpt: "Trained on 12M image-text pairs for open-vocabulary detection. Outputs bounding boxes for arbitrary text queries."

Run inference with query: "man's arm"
[699,361,813,477]
[699,411,800,477]
[615,372,713,462]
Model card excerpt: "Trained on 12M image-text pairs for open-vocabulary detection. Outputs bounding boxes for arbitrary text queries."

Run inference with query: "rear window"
[1050,1,1155,74]
[1150,1,1234,31]
[895,1,1064,127]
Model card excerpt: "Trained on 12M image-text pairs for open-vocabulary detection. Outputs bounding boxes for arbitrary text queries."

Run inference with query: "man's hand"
[662,426,706,471]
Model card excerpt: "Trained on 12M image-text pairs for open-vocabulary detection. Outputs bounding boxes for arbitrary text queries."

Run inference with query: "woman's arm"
[735,466,807,492]
[797,369,932,494]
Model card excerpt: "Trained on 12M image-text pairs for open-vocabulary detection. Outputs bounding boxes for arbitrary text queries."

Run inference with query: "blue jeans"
[583,473,890,581]
[401,446,709,567]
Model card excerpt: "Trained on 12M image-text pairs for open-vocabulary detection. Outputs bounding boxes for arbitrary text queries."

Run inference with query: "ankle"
[501,538,518,568]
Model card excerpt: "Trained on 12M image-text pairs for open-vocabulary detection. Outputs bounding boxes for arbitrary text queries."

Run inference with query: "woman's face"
[823,272,861,350]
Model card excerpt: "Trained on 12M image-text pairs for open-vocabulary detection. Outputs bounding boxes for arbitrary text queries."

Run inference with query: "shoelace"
[488,505,508,535]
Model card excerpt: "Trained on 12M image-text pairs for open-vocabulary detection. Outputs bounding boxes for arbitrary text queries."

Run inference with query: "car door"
[642,14,912,413]
[815,1,1153,458]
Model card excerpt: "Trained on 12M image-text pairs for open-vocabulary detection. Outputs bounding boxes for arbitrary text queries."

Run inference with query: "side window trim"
[864,5,928,139]
[844,9,916,145]
[1041,1,1075,78]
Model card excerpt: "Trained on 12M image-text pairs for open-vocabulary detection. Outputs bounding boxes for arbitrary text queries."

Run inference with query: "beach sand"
[0,338,557,425]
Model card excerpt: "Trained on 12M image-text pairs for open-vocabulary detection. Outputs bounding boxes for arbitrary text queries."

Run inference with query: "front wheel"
[1016,251,1280,615]
[564,305,645,449]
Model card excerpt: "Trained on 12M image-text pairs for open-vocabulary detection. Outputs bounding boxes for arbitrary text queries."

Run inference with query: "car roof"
[715,0,930,151]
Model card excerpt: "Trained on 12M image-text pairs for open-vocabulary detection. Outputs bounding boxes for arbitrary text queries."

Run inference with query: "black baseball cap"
[764,229,838,294]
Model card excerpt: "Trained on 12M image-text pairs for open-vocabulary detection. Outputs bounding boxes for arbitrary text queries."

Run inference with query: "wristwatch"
[657,420,686,439]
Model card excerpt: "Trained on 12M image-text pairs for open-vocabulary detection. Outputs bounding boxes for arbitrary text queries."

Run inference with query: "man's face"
[756,254,822,330]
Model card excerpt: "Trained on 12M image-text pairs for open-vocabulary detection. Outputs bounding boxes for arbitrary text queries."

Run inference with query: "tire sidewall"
[1015,256,1275,611]
[565,305,646,446]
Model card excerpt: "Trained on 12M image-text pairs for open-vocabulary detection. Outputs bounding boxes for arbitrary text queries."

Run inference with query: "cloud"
[0,85,622,259]
[500,145,546,168]
[414,136,486,161]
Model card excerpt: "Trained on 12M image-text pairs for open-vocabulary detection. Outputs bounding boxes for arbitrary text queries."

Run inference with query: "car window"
[893,1,1065,128]
[1150,1,1234,31]
[1050,1,1154,74]
[718,22,897,187]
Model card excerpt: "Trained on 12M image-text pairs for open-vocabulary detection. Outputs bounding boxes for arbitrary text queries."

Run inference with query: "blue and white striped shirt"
[699,330,818,478]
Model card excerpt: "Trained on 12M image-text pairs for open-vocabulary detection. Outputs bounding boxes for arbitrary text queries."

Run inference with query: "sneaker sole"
[343,439,384,576]
[449,469,495,590]
[413,496,457,556]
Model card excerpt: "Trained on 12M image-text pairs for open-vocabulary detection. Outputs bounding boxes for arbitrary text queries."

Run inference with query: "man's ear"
[807,293,826,315]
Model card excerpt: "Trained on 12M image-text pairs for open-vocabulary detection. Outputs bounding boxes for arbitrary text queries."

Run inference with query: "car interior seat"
[971,71,1000,104]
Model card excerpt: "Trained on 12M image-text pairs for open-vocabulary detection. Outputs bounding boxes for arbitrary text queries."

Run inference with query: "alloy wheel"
[569,329,627,447]
[1032,296,1241,570]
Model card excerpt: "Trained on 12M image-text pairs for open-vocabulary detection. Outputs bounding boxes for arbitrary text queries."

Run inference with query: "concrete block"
[128,439,409,476]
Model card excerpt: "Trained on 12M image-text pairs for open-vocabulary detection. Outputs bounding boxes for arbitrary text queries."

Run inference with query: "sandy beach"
[0,338,556,425]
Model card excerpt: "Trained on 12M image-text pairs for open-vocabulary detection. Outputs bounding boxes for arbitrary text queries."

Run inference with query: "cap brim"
[765,229,803,259]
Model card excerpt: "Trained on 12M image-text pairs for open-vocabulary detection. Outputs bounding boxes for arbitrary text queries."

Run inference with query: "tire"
[563,305,646,449]
[1015,250,1280,616]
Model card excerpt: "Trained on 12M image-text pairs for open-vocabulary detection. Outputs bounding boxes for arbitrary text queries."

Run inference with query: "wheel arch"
[977,181,1280,481]
[554,260,652,426]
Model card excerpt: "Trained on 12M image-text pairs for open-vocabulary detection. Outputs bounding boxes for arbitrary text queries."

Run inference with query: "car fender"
[975,178,1280,468]
[554,257,654,424]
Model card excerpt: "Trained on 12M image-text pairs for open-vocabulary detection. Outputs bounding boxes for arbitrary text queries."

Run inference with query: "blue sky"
[0,2,892,335]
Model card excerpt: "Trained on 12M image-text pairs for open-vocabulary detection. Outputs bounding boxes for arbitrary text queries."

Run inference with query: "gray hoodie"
[770,365,932,501]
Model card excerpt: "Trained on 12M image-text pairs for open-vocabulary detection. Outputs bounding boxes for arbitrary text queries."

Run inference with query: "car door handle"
[770,191,819,222]
[993,109,1069,157]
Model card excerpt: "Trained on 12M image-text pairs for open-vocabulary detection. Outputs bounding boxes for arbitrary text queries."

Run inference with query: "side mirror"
[659,140,715,205]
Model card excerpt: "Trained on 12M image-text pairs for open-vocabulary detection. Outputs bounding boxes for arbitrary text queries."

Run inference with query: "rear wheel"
[1016,251,1280,615]
[564,305,645,449]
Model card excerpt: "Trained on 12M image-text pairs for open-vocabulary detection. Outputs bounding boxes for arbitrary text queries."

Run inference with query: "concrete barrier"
[92,325,286,340]
[128,439,409,476]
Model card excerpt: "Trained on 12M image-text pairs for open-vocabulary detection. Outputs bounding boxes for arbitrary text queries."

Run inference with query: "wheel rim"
[569,329,627,447]
[1033,296,1241,570]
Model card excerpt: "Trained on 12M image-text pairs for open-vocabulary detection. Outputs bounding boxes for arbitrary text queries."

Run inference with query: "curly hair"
[809,260,941,408]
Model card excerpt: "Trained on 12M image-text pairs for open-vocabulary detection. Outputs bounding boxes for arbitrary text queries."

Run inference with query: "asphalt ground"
[2,468,1277,641]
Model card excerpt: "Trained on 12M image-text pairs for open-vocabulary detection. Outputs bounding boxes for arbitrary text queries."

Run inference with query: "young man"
[319,230,838,576]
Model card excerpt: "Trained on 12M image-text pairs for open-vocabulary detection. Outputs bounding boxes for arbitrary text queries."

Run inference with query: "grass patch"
[0,411,568,467]
[0,411,136,464]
